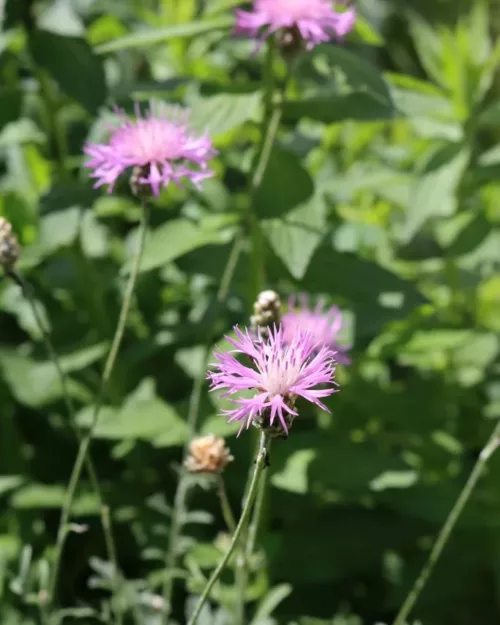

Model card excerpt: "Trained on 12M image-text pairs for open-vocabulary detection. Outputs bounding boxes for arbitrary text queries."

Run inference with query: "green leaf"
[302,243,425,336]
[130,217,236,274]
[29,31,106,114]
[370,470,419,492]
[0,350,90,408]
[11,485,98,514]
[261,193,326,280]
[271,450,316,494]
[250,584,293,625]
[188,92,261,137]
[77,379,188,445]
[283,92,395,124]
[399,143,470,243]
[0,90,22,133]
[0,476,23,497]
[255,146,314,218]
[95,15,232,54]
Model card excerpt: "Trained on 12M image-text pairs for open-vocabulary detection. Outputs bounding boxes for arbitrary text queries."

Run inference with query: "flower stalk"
[391,421,500,625]
[49,202,149,607]
[186,431,271,625]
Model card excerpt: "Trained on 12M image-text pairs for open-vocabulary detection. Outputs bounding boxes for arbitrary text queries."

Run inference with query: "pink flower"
[208,325,337,435]
[84,102,216,195]
[282,295,351,365]
[234,0,355,49]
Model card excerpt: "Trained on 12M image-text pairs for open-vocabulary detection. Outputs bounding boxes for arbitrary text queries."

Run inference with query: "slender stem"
[48,203,149,607]
[235,438,272,625]
[187,432,270,625]
[8,270,121,621]
[216,474,237,535]
[162,234,245,623]
[391,421,500,625]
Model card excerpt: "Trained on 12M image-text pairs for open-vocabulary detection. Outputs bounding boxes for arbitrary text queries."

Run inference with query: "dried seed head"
[0,217,20,268]
[184,434,234,474]
[250,289,281,333]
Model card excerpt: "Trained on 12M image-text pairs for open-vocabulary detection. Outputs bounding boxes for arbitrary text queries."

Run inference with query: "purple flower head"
[208,324,337,436]
[234,0,355,50]
[84,101,217,196]
[282,294,351,365]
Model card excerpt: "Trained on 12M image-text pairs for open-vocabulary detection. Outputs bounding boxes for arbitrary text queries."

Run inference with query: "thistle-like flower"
[84,101,216,196]
[282,294,351,365]
[184,435,234,474]
[234,0,355,50]
[208,325,337,436]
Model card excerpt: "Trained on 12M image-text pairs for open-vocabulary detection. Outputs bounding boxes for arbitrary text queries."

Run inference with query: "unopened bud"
[250,290,281,333]
[0,218,20,268]
[184,434,234,474]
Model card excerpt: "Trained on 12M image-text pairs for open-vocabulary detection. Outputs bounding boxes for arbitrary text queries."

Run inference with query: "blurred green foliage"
[1,0,500,624]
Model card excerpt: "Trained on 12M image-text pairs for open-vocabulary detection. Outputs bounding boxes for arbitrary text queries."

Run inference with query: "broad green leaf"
[188,92,261,137]
[0,350,91,407]
[78,379,188,445]
[283,92,395,124]
[319,45,393,107]
[95,15,232,54]
[261,193,326,280]
[129,216,236,274]
[29,31,106,114]
[254,146,314,218]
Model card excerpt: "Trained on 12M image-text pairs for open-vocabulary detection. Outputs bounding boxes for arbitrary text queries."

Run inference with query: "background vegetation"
[1,0,500,624]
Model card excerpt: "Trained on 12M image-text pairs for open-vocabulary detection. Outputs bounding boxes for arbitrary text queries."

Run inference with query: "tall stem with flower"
[50,102,217,611]
[186,325,338,625]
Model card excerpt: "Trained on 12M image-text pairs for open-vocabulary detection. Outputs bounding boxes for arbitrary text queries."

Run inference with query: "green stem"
[187,432,270,625]
[235,438,272,625]
[391,421,500,625]
[8,270,121,622]
[162,233,245,623]
[48,203,149,607]
[216,474,237,535]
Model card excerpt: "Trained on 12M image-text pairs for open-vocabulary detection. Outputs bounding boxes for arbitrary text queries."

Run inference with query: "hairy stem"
[187,432,270,625]
[49,203,149,607]
[391,421,500,625]
[8,270,121,621]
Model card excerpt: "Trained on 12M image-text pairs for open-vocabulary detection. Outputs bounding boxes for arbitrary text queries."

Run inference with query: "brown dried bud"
[184,434,234,474]
[250,289,281,332]
[0,217,20,268]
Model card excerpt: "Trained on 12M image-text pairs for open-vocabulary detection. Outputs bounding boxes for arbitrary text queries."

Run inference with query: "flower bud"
[184,434,234,474]
[250,289,281,333]
[0,217,20,268]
